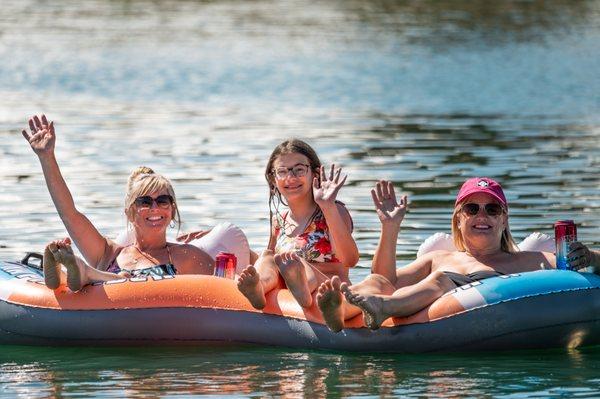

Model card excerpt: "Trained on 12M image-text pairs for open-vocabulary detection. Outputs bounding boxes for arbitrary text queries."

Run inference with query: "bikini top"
[274,203,352,263]
[106,245,177,278]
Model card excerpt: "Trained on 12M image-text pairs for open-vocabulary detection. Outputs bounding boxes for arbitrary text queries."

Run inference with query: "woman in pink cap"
[316,177,600,332]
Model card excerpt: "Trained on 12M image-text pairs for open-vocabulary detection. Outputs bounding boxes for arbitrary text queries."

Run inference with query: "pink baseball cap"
[455,177,508,208]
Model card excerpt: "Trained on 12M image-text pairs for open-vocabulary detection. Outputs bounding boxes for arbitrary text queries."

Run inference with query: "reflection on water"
[0,0,599,397]
[2,346,600,397]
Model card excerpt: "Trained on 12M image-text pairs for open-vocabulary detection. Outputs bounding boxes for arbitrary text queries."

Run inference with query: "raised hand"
[313,164,347,209]
[371,180,408,227]
[21,114,56,157]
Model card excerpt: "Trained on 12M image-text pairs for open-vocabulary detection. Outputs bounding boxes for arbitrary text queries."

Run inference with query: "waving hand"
[371,180,408,227]
[313,164,347,209]
[21,114,55,157]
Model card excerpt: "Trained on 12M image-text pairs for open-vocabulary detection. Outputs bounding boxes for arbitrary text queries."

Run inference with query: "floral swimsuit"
[274,204,351,263]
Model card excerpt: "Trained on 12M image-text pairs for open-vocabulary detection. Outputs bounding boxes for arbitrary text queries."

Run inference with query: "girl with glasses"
[316,177,600,332]
[237,139,359,309]
[21,115,214,291]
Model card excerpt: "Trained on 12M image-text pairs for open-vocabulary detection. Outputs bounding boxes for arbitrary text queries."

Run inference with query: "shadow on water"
[1,344,600,397]
[340,0,599,44]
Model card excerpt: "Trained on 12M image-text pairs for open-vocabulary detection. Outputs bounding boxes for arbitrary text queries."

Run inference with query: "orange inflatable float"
[2,255,600,352]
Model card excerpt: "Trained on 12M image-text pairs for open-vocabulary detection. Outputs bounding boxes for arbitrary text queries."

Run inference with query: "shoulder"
[334,201,350,215]
[334,201,353,230]
[173,244,214,275]
[171,243,212,261]
[170,244,214,274]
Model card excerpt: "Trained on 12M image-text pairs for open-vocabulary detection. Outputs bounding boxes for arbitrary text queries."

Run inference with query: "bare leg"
[343,270,456,330]
[237,250,279,309]
[275,252,313,307]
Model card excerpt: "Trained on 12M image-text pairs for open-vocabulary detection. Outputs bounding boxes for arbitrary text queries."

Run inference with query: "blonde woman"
[22,115,213,291]
[316,178,600,332]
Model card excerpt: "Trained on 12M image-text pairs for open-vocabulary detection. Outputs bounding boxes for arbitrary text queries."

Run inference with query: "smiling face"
[454,192,508,251]
[124,171,181,237]
[129,190,175,233]
[272,152,315,202]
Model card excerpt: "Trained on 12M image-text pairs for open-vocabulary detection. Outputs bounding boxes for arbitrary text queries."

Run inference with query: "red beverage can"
[215,252,237,279]
[554,220,577,270]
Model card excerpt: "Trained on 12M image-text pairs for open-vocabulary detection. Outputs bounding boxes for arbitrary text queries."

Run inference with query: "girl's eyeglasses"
[273,163,310,180]
[134,195,174,209]
[461,203,504,217]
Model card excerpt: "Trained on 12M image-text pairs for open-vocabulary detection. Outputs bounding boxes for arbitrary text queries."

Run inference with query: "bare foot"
[237,265,266,309]
[275,252,312,307]
[52,240,84,292]
[342,284,387,330]
[316,276,345,332]
[43,241,61,289]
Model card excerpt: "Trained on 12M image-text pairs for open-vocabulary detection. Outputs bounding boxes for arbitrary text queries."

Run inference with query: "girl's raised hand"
[21,114,56,157]
[371,180,407,227]
[313,164,347,209]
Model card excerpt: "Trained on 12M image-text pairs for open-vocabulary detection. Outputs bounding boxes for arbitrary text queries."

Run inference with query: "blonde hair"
[124,166,181,230]
[451,202,518,253]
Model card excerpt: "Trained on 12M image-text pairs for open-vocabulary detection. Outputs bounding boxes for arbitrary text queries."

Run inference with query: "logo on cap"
[477,180,489,187]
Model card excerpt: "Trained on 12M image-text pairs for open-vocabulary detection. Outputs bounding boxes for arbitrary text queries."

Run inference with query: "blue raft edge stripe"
[470,270,600,306]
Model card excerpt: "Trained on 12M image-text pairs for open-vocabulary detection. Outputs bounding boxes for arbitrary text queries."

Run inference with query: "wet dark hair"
[265,139,322,248]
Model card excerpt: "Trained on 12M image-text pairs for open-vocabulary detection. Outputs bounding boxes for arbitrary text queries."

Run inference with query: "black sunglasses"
[461,203,504,217]
[134,195,174,209]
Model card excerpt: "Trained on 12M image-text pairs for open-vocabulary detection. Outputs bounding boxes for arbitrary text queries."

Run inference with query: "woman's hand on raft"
[568,241,595,270]
[176,229,212,244]
[371,180,408,227]
[22,115,56,158]
[313,164,347,210]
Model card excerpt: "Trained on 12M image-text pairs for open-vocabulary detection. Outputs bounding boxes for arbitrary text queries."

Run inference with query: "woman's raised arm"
[22,115,114,267]
[370,180,408,282]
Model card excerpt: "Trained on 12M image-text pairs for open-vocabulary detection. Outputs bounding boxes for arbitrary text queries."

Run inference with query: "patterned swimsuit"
[274,204,351,263]
[106,245,177,278]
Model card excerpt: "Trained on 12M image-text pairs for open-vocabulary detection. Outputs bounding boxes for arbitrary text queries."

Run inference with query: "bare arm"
[313,164,359,268]
[22,115,113,267]
[370,180,408,283]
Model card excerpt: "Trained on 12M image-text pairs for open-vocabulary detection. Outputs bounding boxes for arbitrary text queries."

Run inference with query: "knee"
[357,273,395,294]
[365,273,392,286]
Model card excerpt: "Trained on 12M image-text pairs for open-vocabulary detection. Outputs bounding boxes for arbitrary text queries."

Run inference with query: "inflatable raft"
[1,255,600,352]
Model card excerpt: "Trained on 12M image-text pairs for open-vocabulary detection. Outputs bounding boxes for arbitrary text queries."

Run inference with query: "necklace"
[132,245,167,265]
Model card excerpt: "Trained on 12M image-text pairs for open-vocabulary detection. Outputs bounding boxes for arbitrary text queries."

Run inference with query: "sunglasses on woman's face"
[461,203,504,217]
[134,195,174,209]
